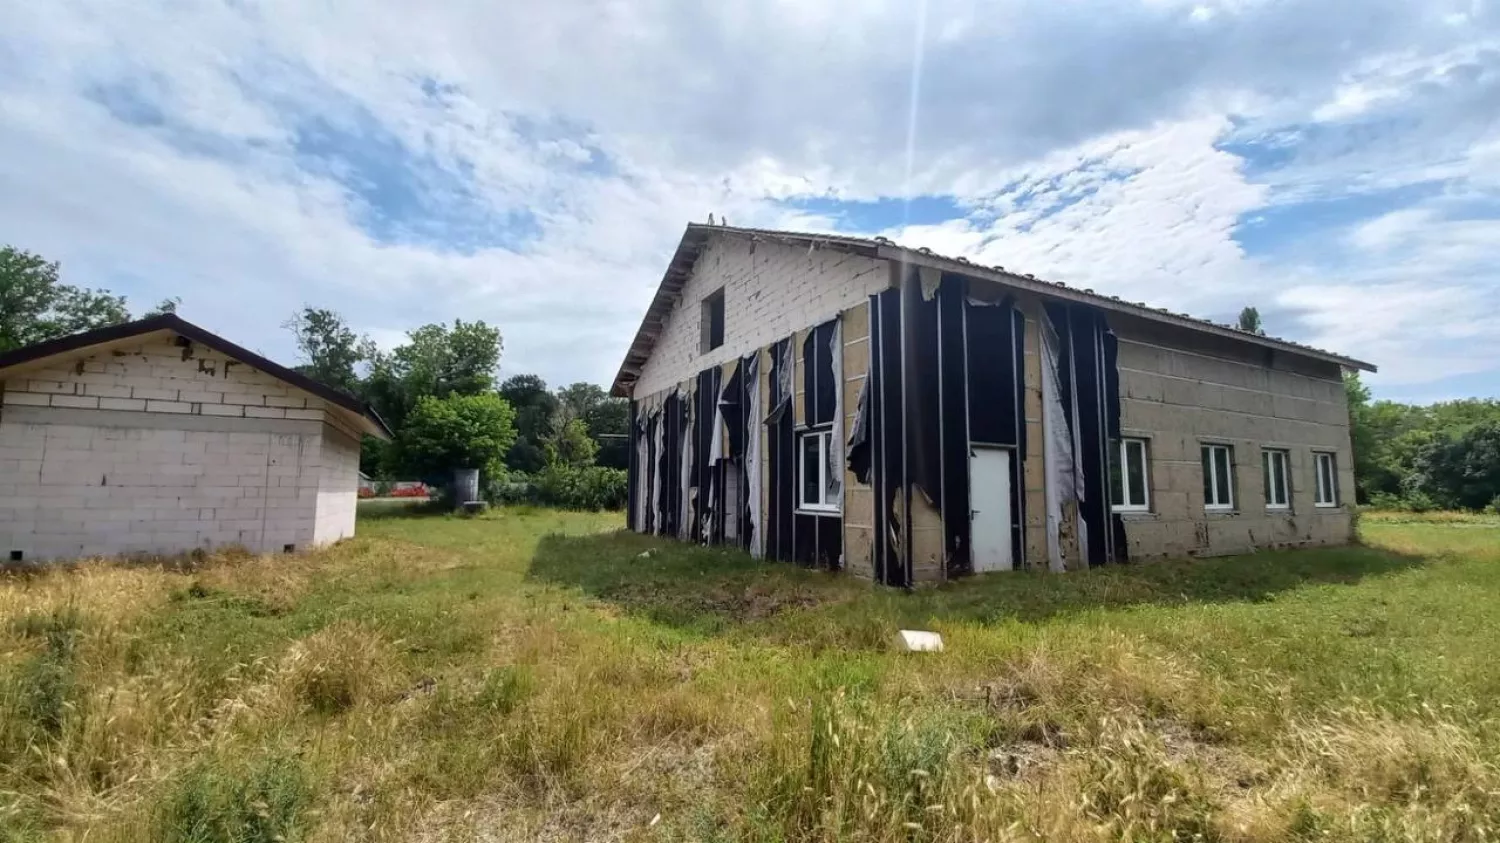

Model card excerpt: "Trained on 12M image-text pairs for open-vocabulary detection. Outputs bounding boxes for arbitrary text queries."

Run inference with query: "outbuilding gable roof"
[0,314,392,440]
[611,223,1377,396]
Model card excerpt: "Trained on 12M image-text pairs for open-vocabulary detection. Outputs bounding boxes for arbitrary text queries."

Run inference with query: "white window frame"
[1202,444,1235,511]
[1314,451,1339,507]
[797,428,840,514]
[1263,448,1290,510]
[1110,438,1151,513]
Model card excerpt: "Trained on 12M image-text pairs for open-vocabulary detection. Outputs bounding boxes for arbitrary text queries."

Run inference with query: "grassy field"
[2,506,1499,842]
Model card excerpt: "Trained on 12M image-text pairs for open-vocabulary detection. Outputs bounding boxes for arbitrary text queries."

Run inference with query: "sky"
[1,1,1497,404]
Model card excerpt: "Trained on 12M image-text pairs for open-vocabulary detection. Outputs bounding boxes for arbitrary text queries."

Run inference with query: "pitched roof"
[611,223,1377,395]
[0,313,392,439]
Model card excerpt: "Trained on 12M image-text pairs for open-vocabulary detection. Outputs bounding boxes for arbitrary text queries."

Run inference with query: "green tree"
[547,418,599,468]
[1236,306,1264,335]
[284,307,366,395]
[1410,421,1500,510]
[1345,372,1377,504]
[395,393,517,485]
[499,374,559,473]
[145,297,181,316]
[555,382,630,469]
[365,320,501,430]
[0,246,130,351]
[585,398,630,469]
[555,382,607,428]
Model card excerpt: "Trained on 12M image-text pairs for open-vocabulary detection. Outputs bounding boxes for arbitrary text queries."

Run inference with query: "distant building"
[0,314,391,562]
[613,224,1375,586]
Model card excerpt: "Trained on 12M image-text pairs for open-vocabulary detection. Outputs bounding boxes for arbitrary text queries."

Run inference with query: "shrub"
[475,666,533,715]
[489,465,626,511]
[1368,490,1438,513]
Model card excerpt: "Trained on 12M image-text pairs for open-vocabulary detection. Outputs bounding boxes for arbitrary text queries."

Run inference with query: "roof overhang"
[0,314,394,440]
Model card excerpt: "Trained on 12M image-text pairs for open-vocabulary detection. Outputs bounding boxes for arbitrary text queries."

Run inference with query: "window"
[1263,449,1290,510]
[701,288,725,352]
[798,429,840,513]
[1314,452,1339,507]
[1109,438,1151,512]
[1201,444,1235,510]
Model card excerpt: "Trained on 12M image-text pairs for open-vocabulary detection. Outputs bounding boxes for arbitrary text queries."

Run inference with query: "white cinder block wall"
[0,335,364,561]
[632,236,891,398]
[314,425,362,545]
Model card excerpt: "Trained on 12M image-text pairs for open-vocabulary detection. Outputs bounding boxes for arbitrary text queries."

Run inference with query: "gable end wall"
[633,235,890,398]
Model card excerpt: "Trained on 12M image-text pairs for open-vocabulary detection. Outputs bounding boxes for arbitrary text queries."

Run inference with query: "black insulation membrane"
[627,272,1124,583]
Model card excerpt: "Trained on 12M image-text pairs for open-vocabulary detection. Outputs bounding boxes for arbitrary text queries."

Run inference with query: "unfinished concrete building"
[612,224,1375,586]
[0,314,391,562]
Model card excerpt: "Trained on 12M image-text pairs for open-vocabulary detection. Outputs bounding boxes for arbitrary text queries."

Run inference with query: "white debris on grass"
[897,630,944,652]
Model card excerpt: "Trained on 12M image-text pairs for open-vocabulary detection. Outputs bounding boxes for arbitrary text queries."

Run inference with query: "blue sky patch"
[782,194,969,233]
[1232,181,1446,256]
[292,107,541,254]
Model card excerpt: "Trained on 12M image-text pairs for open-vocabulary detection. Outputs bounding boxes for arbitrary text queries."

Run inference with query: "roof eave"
[877,245,1378,374]
[0,314,397,437]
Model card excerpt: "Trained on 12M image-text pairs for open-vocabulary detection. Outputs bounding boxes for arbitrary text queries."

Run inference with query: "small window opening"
[797,428,841,514]
[1109,438,1151,512]
[9,551,22,562]
[1314,452,1339,507]
[1263,449,1290,509]
[283,544,296,554]
[1201,444,1235,511]
[701,288,726,353]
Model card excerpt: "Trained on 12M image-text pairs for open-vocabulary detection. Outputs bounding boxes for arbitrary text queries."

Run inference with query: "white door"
[970,448,1014,572]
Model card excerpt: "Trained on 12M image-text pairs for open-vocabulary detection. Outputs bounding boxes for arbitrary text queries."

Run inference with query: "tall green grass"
[0,506,1494,840]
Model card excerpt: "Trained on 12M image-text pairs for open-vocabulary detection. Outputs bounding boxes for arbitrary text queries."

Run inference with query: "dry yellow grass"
[0,506,1496,841]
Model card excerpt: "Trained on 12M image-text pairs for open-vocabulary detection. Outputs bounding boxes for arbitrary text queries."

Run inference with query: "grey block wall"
[1113,314,1356,559]
[0,334,369,561]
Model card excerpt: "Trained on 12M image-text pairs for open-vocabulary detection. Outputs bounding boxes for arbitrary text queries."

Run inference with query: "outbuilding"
[0,314,391,562]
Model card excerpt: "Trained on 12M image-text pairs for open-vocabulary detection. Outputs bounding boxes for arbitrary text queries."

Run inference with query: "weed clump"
[279,622,398,715]
[1,606,85,755]
[153,757,311,843]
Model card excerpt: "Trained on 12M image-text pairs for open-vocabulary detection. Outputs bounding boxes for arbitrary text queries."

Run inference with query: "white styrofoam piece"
[898,630,944,652]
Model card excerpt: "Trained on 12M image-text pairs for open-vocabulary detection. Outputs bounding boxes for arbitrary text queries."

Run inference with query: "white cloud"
[882,117,1268,312]
[0,0,1497,401]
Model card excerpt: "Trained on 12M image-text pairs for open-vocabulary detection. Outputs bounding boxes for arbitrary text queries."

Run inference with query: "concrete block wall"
[1017,294,1047,570]
[841,302,874,579]
[633,236,889,397]
[0,421,325,560]
[1114,317,1356,559]
[3,335,331,421]
[313,424,362,545]
[0,334,365,561]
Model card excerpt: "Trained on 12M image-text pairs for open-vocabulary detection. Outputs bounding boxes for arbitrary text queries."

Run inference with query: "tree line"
[2,244,627,509]
[284,306,628,507]
[1345,374,1500,513]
